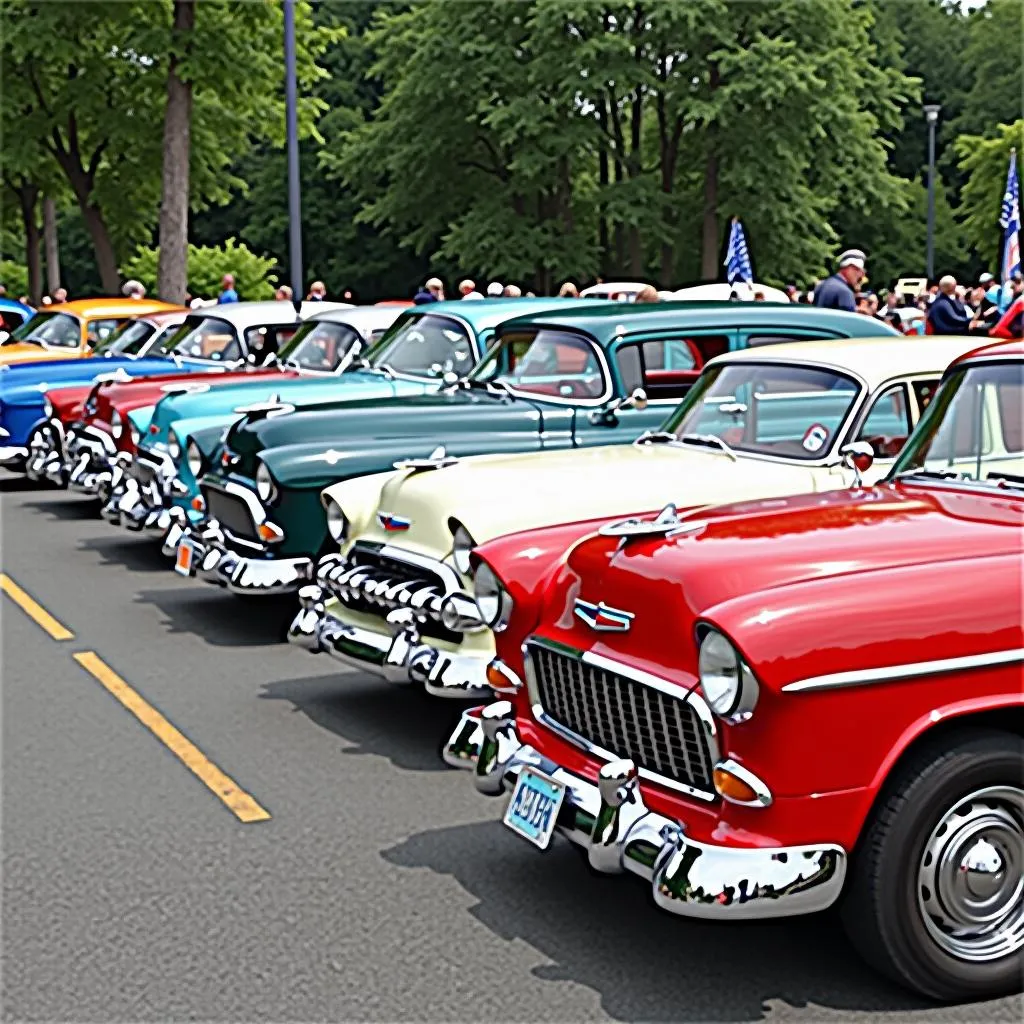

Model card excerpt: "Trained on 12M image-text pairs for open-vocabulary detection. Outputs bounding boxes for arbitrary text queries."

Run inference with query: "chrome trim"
[781,648,1024,693]
[394,444,459,473]
[376,543,463,592]
[573,598,634,632]
[204,479,267,526]
[713,758,773,808]
[524,639,720,803]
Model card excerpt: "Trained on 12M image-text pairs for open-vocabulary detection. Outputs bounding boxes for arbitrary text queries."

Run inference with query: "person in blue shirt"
[218,273,239,304]
[927,276,971,335]
[813,249,866,312]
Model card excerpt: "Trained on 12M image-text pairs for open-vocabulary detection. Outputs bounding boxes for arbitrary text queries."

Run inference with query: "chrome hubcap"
[917,785,1024,962]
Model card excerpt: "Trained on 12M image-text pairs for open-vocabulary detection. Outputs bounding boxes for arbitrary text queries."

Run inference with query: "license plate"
[504,768,565,849]
[175,538,195,577]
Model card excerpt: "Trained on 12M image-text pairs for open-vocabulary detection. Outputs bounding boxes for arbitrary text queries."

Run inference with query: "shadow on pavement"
[382,820,929,1022]
[20,494,100,520]
[0,475,48,493]
[136,586,296,646]
[260,672,471,773]
[78,534,175,572]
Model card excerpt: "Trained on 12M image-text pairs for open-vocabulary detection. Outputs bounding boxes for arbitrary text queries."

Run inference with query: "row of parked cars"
[2,294,1021,1003]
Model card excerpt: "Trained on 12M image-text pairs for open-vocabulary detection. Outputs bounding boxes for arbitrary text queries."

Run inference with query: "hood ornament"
[574,598,634,632]
[93,367,134,385]
[599,504,707,545]
[377,511,412,532]
[394,445,459,472]
[161,381,211,396]
[234,394,296,420]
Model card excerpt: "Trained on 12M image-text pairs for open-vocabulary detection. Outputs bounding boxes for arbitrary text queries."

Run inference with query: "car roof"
[0,297,33,315]
[138,308,189,326]
[306,304,405,334]
[955,338,1024,364]
[710,334,989,388]
[45,298,181,318]
[185,300,311,330]
[498,300,893,343]
[403,297,601,332]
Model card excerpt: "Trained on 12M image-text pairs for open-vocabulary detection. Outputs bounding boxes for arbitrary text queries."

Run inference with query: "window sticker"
[802,423,829,453]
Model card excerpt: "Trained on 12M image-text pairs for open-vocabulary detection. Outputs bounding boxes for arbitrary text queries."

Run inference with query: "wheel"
[842,729,1024,1001]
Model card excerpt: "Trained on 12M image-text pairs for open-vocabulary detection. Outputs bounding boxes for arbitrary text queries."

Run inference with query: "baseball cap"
[979,272,994,284]
[838,249,867,270]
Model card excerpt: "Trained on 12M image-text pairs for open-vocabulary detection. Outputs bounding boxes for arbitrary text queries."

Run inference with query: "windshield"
[160,316,241,363]
[368,313,474,378]
[8,311,82,348]
[892,361,1024,487]
[663,362,861,460]
[469,328,607,401]
[279,319,362,372]
[95,319,155,357]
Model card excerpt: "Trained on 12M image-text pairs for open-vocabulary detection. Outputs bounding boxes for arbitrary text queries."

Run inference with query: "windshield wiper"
[677,432,738,461]
[987,471,1024,491]
[894,468,968,482]
[634,430,677,446]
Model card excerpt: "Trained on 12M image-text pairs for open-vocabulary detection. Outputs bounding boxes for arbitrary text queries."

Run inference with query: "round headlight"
[186,440,204,478]
[325,499,348,543]
[167,428,181,461]
[451,522,476,576]
[474,561,512,632]
[42,397,53,419]
[698,628,759,722]
[256,461,277,503]
[111,409,123,438]
[130,424,141,447]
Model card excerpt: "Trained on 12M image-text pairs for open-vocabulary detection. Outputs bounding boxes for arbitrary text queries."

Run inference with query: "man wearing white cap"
[813,249,866,312]
[486,281,504,297]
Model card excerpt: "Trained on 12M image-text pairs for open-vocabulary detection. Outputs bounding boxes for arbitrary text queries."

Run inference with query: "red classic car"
[445,339,1024,1001]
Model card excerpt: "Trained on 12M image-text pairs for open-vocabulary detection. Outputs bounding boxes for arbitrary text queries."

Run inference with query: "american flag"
[1000,149,1020,282]
[724,218,753,285]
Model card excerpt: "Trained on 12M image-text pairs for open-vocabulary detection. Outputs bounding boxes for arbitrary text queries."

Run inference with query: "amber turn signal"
[713,766,759,805]
[258,521,285,543]
[485,659,522,694]
[191,496,205,512]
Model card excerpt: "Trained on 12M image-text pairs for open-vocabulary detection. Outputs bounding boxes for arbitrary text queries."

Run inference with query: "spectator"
[459,279,483,300]
[122,279,146,299]
[306,280,327,301]
[856,293,872,315]
[342,289,354,302]
[413,277,444,304]
[275,285,293,301]
[752,290,766,302]
[927,275,971,335]
[999,272,1022,314]
[558,281,579,297]
[0,283,5,297]
[41,295,52,306]
[784,284,798,301]
[52,287,68,303]
[218,274,239,304]
[635,284,660,303]
[813,249,865,312]
[979,272,999,306]
[503,284,522,297]
[878,290,899,321]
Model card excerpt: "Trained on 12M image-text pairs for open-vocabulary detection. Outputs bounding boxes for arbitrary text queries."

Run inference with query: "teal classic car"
[173,303,896,598]
[106,298,598,539]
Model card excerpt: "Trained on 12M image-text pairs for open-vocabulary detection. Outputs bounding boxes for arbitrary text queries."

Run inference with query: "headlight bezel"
[449,520,476,577]
[697,626,759,723]
[474,560,513,632]
[255,460,277,504]
[130,423,141,447]
[324,498,348,543]
[186,440,204,479]
[167,428,181,461]
[111,409,123,438]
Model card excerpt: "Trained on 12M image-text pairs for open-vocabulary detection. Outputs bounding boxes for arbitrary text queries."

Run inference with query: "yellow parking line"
[0,573,74,640]
[73,651,271,824]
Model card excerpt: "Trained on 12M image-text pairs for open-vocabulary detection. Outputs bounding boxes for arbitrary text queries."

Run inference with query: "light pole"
[284,0,303,304]
[924,103,941,282]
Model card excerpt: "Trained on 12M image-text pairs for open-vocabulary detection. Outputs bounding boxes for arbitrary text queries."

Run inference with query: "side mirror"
[589,387,648,426]
[840,441,874,487]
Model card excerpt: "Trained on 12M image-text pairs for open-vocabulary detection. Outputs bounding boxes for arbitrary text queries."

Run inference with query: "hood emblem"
[574,598,634,632]
[377,511,412,532]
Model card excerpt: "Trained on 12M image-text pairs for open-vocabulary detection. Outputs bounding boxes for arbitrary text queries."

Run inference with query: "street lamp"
[284,0,303,304]
[924,104,941,282]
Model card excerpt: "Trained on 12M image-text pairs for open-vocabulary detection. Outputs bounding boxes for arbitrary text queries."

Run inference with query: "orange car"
[0,298,181,365]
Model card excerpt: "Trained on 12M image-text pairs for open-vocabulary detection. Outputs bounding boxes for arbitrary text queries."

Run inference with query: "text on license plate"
[503,768,565,849]
[175,539,194,577]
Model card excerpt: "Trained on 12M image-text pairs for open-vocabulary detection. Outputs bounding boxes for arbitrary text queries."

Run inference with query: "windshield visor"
[279,320,361,372]
[664,362,861,460]
[368,313,474,379]
[892,361,1024,486]
[469,329,608,402]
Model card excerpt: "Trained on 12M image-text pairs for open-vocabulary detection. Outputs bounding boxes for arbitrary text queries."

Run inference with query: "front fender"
[320,469,403,542]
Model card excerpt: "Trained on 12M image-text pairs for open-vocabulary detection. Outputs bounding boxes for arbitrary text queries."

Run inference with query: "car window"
[86,318,122,345]
[471,329,606,402]
[279,321,362,372]
[665,362,861,460]
[856,383,912,458]
[368,313,475,379]
[912,378,940,414]
[9,311,81,348]
[0,311,25,332]
[744,331,836,348]
[94,319,155,356]
[244,324,297,359]
[616,338,702,401]
[164,317,241,362]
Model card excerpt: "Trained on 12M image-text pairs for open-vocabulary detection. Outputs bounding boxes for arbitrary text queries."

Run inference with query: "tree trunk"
[700,150,719,280]
[157,0,196,303]
[43,196,60,294]
[80,202,121,294]
[16,184,42,304]
[597,98,609,274]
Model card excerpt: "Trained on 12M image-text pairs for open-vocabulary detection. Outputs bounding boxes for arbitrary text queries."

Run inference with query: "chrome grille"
[203,486,258,541]
[528,641,714,795]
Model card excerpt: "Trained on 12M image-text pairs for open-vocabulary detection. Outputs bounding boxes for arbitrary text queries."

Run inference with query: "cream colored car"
[288,335,985,697]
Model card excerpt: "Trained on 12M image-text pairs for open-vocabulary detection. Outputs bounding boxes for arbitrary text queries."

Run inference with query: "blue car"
[0,297,34,336]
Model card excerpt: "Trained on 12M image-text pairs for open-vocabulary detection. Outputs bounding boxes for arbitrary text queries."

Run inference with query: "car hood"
[341,444,829,559]
[0,344,86,365]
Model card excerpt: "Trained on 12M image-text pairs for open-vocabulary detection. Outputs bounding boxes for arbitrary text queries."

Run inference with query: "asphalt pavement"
[2,475,1021,1023]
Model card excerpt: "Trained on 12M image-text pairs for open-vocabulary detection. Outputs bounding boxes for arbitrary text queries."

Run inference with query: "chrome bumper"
[102,449,189,531]
[287,581,492,698]
[24,419,67,486]
[66,428,117,499]
[468,701,847,920]
[176,522,313,595]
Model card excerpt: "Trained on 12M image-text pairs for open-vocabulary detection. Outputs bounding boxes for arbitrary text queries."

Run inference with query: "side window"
[744,332,834,348]
[616,336,722,402]
[245,325,296,356]
[857,383,912,458]
[616,345,643,393]
[87,318,122,345]
[912,378,940,414]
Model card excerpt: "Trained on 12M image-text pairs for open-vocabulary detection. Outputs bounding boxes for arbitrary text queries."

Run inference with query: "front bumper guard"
[177,523,313,596]
[66,427,118,499]
[287,582,492,698]
[25,419,67,486]
[465,701,847,920]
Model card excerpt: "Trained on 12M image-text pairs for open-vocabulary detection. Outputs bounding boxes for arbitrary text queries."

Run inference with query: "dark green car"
[174,302,896,597]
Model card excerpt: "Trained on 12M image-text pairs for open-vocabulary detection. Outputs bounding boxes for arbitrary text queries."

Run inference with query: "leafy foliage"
[121,238,278,301]
[0,260,29,298]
